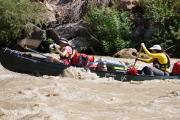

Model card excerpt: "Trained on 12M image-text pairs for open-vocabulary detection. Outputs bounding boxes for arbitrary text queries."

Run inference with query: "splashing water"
[62,67,99,80]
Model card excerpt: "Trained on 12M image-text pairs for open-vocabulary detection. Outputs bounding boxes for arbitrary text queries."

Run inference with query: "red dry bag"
[128,67,139,75]
[172,61,180,75]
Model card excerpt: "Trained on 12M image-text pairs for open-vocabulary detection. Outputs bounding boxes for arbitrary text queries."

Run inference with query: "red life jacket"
[71,53,94,67]
[172,61,180,75]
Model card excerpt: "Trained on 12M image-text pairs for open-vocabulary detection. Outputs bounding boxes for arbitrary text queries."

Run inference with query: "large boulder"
[17,23,46,48]
[30,0,110,52]
[113,48,149,59]
[54,21,89,39]
[113,48,138,58]
[46,28,59,41]
[31,0,57,23]
[55,0,88,24]
[54,21,95,48]
[46,21,100,49]
[34,0,88,25]
[40,10,56,23]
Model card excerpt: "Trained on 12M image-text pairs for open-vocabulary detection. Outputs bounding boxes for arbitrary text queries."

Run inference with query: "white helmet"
[149,45,162,51]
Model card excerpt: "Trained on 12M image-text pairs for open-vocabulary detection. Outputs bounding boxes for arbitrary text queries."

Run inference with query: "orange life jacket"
[172,61,180,75]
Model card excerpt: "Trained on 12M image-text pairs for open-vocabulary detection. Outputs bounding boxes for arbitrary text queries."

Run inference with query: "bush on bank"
[141,0,180,57]
[85,7,132,55]
[85,0,180,57]
[0,0,46,47]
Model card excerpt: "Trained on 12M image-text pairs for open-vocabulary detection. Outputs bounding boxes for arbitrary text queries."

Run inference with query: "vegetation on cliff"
[0,0,45,47]
[85,7,131,54]
[0,0,179,57]
[141,0,180,56]
[85,0,180,56]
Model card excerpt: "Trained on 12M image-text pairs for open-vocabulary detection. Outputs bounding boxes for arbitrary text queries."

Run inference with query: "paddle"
[133,46,143,67]
[25,47,64,64]
[25,47,48,58]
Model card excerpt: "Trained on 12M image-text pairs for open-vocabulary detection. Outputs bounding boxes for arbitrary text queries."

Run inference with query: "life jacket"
[172,61,180,75]
[71,52,94,67]
[153,54,170,71]
[60,46,73,65]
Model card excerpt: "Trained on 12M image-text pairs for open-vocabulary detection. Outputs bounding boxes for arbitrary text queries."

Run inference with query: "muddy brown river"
[0,58,180,120]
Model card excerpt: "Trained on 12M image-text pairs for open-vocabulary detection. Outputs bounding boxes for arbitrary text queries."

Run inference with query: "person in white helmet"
[136,43,170,76]
[48,38,73,65]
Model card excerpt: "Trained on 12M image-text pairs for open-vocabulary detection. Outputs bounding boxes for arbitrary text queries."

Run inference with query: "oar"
[25,47,63,64]
[133,46,142,67]
[25,47,48,58]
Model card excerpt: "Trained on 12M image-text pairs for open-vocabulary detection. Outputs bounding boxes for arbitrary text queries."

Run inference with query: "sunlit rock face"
[113,48,137,58]
[119,0,139,10]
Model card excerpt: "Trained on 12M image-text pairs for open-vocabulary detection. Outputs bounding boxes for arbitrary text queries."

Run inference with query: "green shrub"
[140,0,180,56]
[85,1,180,57]
[0,0,46,46]
[85,7,132,55]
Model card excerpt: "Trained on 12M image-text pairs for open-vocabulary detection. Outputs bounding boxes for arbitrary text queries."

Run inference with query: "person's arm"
[55,48,67,57]
[137,57,154,63]
[70,49,77,58]
[141,43,159,58]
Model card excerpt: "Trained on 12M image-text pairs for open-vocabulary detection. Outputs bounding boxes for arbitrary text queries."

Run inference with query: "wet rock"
[70,0,88,22]
[46,28,59,41]
[69,37,92,48]
[56,21,88,35]
[113,48,149,59]
[33,0,57,22]
[113,48,138,58]
[33,0,88,23]
[17,23,46,48]
[37,0,88,26]
[30,0,92,49]
[41,10,56,23]
[55,0,88,24]
[54,21,93,48]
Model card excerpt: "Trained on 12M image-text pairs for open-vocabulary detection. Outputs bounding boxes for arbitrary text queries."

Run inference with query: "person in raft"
[48,38,73,65]
[136,43,170,76]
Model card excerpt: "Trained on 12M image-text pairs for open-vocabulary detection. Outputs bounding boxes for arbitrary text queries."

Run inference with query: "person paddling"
[136,43,170,76]
[48,38,73,65]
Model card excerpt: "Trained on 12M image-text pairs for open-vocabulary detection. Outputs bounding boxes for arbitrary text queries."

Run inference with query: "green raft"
[93,71,180,81]
[0,48,180,81]
[0,48,68,76]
